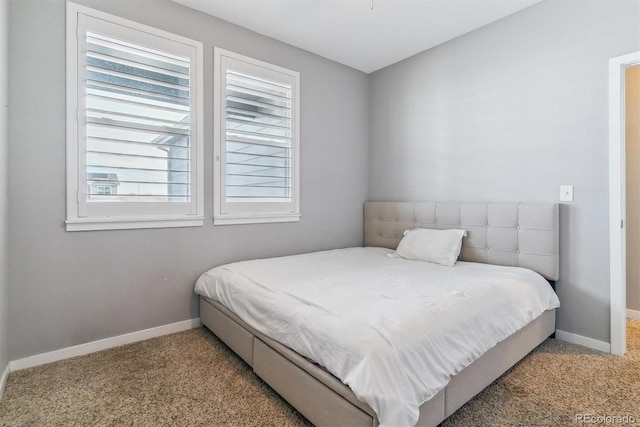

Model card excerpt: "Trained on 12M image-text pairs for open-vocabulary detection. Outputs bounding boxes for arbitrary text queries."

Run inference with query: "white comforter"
[194,247,560,427]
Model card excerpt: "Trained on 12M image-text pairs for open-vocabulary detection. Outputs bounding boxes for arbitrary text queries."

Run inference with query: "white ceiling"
[172,0,542,74]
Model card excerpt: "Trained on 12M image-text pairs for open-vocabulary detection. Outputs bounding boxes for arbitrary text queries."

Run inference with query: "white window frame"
[66,2,204,231]
[213,48,300,225]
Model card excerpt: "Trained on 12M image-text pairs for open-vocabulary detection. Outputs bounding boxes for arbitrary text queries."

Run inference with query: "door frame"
[609,51,640,356]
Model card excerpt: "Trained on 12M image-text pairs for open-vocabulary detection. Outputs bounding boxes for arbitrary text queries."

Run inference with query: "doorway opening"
[625,64,640,328]
[609,51,640,356]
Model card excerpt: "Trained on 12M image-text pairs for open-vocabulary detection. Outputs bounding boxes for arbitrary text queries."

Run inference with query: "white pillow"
[395,228,467,266]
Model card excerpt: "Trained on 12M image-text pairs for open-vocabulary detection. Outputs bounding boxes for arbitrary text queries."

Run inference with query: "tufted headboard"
[364,202,559,281]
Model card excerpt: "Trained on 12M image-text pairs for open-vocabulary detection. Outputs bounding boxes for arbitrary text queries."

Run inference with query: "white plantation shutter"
[225,70,292,202]
[66,4,204,231]
[214,49,300,225]
[85,31,192,203]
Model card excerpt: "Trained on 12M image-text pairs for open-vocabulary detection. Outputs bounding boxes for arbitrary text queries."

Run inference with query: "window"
[96,186,113,195]
[213,48,300,225]
[66,2,203,231]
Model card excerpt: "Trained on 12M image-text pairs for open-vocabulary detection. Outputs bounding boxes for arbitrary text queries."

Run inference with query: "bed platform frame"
[199,202,560,426]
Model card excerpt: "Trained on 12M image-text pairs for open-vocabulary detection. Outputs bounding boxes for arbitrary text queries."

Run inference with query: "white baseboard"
[0,363,9,400]
[555,329,611,353]
[9,318,202,372]
[627,309,640,320]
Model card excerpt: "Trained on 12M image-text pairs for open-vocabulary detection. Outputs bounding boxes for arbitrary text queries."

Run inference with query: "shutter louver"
[85,32,192,203]
[224,70,292,203]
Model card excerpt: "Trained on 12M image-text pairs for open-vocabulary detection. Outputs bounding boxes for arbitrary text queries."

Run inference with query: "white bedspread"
[194,247,560,427]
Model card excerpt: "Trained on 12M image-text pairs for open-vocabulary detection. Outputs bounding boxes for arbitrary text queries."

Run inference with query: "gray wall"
[627,65,640,313]
[8,0,639,360]
[8,0,369,359]
[0,0,9,375]
[369,0,640,343]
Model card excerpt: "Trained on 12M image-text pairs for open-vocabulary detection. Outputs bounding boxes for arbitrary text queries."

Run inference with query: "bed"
[195,201,560,426]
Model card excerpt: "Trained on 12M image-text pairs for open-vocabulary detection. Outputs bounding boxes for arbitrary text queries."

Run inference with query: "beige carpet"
[0,321,638,427]
[442,319,640,427]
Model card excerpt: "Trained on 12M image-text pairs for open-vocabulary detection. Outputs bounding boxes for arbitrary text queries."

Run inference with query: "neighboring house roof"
[87,172,119,182]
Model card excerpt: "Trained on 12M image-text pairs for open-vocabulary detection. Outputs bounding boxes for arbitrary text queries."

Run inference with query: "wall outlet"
[560,185,574,202]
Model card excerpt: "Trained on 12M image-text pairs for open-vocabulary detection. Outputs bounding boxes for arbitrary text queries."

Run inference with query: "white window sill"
[213,213,301,226]
[66,216,205,231]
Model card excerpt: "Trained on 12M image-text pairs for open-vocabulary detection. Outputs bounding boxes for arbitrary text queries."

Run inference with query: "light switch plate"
[560,185,574,202]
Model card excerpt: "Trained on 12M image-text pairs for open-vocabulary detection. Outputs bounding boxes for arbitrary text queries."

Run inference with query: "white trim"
[67,2,207,46]
[213,212,301,225]
[609,51,640,356]
[66,216,204,231]
[0,363,9,400]
[213,47,301,225]
[9,318,201,372]
[555,329,611,354]
[627,308,640,320]
[66,2,205,231]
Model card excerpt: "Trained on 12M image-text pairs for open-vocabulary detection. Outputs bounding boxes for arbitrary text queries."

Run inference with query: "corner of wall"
[0,0,10,396]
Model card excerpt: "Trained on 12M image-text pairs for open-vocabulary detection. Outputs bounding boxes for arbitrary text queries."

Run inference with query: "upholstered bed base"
[198,201,559,426]
[200,296,556,426]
